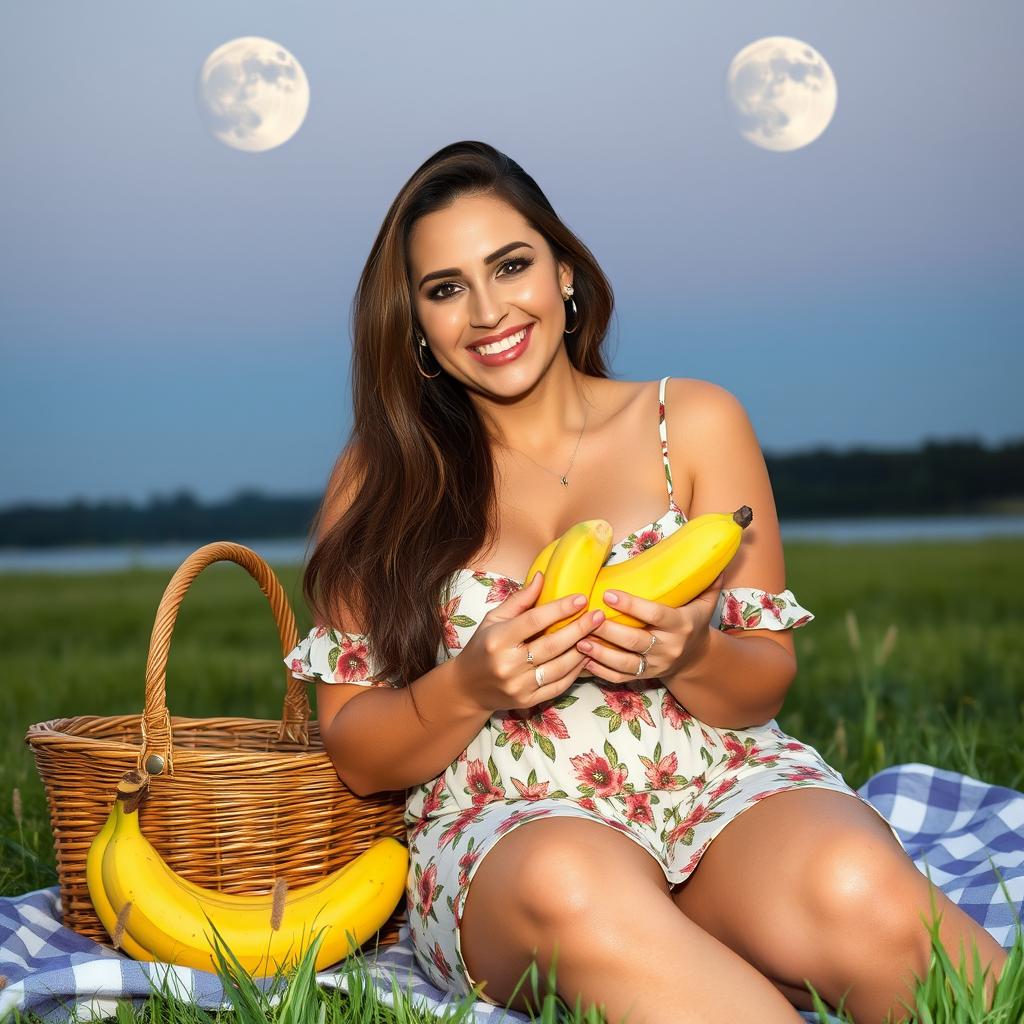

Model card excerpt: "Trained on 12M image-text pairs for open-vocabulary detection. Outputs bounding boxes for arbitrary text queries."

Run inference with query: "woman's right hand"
[452,571,606,714]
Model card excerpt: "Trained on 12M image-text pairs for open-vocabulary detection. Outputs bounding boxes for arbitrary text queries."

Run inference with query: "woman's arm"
[324,655,492,796]
[662,378,808,728]
[663,626,795,729]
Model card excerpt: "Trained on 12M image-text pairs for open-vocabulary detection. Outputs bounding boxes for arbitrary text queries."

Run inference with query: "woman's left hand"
[576,572,725,683]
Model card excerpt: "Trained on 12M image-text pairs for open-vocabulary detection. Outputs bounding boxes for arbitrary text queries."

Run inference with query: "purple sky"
[2,0,1021,505]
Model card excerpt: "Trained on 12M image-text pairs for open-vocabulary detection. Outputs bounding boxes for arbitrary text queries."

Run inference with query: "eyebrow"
[418,241,534,290]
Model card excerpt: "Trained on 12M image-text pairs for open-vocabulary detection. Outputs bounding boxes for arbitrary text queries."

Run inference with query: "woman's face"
[407,193,572,390]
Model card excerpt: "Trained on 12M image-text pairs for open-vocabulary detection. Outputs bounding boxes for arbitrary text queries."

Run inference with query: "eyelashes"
[427,256,535,301]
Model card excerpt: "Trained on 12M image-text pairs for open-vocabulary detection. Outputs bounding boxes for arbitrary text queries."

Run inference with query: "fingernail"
[605,591,619,604]
[592,610,604,624]
[578,640,592,652]
[573,594,586,606]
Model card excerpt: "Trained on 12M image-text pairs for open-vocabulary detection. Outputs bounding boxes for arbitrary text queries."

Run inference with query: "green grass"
[2,538,1023,1021]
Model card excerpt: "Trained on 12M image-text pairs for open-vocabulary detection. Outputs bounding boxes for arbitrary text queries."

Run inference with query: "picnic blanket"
[2,762,1022,1024]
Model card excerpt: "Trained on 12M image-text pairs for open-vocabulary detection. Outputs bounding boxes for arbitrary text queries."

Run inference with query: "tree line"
[2,438,1021,549]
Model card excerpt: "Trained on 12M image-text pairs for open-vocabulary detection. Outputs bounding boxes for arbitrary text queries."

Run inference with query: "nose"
[467,282,506,328]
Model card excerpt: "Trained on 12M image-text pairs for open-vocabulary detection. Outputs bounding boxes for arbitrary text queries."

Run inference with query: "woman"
[285,141,1007,1023]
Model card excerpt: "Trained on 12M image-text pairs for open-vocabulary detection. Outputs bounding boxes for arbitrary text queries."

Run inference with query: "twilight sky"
[2,0,1021,506]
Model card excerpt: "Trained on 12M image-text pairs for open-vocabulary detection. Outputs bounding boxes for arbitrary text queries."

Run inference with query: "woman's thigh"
[459,814,672,1013]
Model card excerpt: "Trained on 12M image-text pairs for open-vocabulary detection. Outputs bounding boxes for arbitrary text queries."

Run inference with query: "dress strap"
[658,375,675,501]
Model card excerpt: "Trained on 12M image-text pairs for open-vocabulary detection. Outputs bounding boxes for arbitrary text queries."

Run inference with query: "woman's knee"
[461,817,669,960]
[493,817,670,928]
[459,818,630,1011]
[804,827,924,942]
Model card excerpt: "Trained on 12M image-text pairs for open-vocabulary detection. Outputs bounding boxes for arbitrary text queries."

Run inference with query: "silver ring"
[635,654,647,677]
[640,633,658,656]
[534,666,545,687]
[526,648,535,664]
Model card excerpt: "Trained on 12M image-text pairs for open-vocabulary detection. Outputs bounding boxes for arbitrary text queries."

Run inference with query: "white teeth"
[474,327,527,356]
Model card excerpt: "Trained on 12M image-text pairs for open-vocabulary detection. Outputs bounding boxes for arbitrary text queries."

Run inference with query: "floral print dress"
[283,375,908,1008]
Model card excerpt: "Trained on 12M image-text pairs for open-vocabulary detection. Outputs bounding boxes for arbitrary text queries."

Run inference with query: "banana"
[588,506,753,628]
[85,805,156,961]
[536,519,614,635]
[524,536,559,588]
[95,784,408,974]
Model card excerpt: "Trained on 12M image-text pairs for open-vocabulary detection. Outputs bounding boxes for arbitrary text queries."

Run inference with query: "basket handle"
[137,541,309,777]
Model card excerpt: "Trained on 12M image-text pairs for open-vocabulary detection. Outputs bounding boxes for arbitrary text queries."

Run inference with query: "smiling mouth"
[469,325,532,356]
[468,322,534,350]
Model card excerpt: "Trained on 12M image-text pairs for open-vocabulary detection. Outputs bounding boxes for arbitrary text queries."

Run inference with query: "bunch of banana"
[526,519,613,635]
[86,772,408,975]
[526,506,753,630]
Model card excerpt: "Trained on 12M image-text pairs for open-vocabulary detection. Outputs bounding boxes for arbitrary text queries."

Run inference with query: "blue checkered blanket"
[2,763,1022,1024]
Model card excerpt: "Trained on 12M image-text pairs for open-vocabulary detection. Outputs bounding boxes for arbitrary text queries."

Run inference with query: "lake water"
[2,514,1022,575]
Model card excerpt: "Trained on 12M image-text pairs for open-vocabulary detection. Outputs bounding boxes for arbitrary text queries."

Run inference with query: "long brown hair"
[300,140,615,720]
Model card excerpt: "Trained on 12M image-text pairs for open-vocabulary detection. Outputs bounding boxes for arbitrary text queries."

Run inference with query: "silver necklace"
[508,405,588,487]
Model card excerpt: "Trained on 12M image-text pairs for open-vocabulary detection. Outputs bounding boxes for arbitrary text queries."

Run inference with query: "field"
[2,538,1023,1022]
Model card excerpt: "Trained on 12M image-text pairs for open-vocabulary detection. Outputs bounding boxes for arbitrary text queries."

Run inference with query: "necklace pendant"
[560,475,569,486]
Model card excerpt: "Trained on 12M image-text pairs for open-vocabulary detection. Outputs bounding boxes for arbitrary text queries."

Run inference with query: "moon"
[726,37,837,151]
[196,37,309,152]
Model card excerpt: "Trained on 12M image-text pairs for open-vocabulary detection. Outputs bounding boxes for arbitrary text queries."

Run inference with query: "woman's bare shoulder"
[665,376,743,426]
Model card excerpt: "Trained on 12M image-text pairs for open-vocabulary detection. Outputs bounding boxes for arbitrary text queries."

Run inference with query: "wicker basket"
[24,540,408,951]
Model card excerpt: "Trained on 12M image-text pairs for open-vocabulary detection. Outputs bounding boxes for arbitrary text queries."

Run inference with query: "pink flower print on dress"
[780,765,828,783]
[720,733,781,772]
[757,591,785,623]
[666,801,725,849]
[429,940,455,983]
[721,591,763,629]
[570,751,629,798]
[457,847,481,892]
[464,758,506,806]
[470,570,521,603]
[439,594,474,651]
[415,861,440,922]
[509,772,559,800]
[681,837,714,875]
[706,775,740,802]
[660,692,695,730]
[622,791,657,828]
[334,635,372,683]
[659,692,717,747]
[637,748,689,791]
[596,686,658,736]
[437,805,486,850]
[623,526,665,557]
[409,778,449,840]
[494,806,556,838]
[495,701,573,762]
[687,771,710,796]
[598,814,642,839]
[779,739,809,753]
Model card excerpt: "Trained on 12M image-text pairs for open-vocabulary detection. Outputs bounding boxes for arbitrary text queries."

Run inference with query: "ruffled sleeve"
[711,587,815,631]
[283,624,400,687]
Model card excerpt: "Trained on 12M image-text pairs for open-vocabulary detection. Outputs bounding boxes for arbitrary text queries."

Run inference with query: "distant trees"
[1,438,1021,548]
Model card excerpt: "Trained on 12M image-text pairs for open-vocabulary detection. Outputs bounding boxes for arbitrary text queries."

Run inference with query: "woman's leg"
[459,815,803,1024]
[671,787,1009,1022]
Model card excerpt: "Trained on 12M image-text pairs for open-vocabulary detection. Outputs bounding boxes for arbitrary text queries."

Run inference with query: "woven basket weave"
[24,541,408,951]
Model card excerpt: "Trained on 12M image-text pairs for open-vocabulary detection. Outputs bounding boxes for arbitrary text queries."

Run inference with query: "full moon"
[726,37,837,151]
[196,37,310,152]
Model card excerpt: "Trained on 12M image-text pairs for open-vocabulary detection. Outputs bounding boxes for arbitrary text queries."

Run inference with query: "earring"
[562,284,579,335]
[414,332,441,378]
